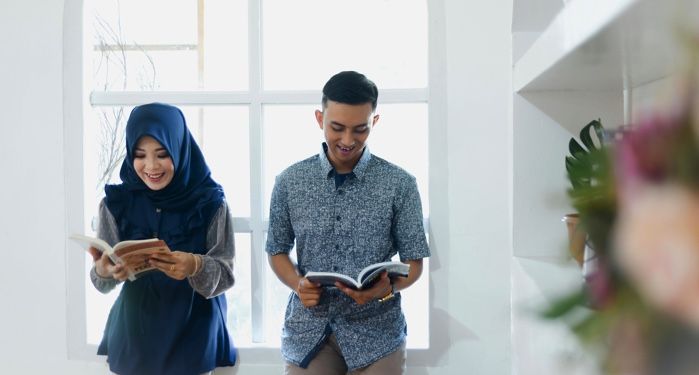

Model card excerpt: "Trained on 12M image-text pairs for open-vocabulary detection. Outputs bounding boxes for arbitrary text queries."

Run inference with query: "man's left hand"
[336,272,392,305]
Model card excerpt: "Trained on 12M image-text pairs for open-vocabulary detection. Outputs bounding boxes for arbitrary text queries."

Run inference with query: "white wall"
[431,0,514,373]
[0,0,104,373]
[0,0,515,373]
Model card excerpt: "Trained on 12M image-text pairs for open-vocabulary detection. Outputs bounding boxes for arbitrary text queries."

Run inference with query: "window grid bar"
[89,89,428,106]
[93,44,198,52]
[248,0,267,344]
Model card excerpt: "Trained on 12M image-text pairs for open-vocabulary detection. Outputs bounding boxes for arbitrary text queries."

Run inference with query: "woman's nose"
[145,156,158,169]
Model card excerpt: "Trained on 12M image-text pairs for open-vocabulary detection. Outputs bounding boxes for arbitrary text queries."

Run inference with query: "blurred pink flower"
[615,113,685,204]
[613,183,699,329]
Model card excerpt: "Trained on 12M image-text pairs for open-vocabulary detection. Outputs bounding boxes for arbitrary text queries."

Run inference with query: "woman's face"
[133,135,175,191]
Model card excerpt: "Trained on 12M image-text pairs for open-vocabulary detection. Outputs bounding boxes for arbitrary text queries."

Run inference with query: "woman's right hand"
[296,277,322,307]
[89,247,129,281]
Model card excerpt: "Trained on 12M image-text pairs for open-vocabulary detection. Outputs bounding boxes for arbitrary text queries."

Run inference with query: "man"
[266,71,430,374]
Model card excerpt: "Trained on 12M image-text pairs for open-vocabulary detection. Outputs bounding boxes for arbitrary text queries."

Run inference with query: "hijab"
[105,103,224,230]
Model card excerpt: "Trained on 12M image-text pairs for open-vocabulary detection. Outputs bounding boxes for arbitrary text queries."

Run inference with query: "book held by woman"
[70,234,171,280]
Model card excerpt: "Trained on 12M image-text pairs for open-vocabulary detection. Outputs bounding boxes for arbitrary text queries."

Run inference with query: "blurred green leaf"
[541,289,588,319]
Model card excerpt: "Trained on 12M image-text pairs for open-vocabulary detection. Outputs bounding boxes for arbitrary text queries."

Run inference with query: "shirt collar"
[318,142,372,180]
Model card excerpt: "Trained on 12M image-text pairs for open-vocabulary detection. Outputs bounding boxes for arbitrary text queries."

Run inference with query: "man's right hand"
[296,277,323,307]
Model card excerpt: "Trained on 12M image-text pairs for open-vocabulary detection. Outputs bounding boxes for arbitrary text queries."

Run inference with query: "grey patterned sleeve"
[265,175,295,255]
[187,201,236,298]
[392,175,431,261]
[90,199,122,293]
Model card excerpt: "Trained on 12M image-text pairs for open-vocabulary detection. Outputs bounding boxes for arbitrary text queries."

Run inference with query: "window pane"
[203,0,249,90]
[263,0,427,90]
[86,256,121,345]
[92,0,197,45]
[369,103,429,216]
[84,106,127,344]
[264,241,297,346]
[227,234,252,345]
[91,0,248,91]
[83,106,132,233]
[263,105,323,215]
[398,256,429,349]
[194,106,251,217]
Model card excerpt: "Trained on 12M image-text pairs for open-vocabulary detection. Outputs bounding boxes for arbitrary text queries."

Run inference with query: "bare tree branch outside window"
[93,1,157,192]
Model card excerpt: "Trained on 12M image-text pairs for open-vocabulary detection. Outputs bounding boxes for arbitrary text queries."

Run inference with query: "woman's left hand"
[336,272,392,305]
[149,251,197,280]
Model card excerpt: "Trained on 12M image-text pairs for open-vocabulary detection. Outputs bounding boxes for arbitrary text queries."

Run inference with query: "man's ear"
[371,114,380,128]
[315,109,324,130]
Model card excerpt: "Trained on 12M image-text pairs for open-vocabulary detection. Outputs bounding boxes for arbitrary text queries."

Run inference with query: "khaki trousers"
[284,334,406,375]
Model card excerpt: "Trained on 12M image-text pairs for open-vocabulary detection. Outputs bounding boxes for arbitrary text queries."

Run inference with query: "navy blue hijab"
[105,103,224,228]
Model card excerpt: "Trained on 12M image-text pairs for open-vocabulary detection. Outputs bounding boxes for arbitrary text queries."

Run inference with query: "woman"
[89,103,237,374]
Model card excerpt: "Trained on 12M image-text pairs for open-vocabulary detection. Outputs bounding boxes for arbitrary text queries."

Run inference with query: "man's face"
[315,100,379,173]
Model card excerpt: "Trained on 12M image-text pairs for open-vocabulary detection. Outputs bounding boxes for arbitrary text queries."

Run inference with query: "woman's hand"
[336,272,392,305]
[296,278,323,307]
[89,247,129,281]
[149,251,198,280]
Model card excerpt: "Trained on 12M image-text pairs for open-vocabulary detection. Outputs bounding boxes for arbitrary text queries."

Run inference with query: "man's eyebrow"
[330,121,369,128]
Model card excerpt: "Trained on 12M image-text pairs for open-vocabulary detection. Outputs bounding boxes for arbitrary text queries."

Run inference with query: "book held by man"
[305,261,410,290]
[69,234,171,280]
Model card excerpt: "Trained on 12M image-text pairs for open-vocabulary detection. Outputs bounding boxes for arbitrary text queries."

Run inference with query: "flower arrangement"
[545,81,699,374]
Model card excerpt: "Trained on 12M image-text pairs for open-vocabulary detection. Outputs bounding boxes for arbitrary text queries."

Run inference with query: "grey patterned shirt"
[266,143,430,370]
[90,200,235,298]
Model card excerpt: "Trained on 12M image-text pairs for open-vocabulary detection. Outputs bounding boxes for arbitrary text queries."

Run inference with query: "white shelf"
[514,0,699,92]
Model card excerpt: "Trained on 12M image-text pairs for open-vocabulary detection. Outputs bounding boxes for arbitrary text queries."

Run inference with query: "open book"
[69,234,171,281]
[305,261,410,290]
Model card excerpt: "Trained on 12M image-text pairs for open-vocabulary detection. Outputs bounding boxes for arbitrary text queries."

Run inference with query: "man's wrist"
[378,282,395,302]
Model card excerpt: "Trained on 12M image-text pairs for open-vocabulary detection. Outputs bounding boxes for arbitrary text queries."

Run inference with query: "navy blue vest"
[98,193,236,375]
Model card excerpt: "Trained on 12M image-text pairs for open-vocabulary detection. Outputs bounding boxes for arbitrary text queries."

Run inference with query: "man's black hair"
[321,71,378,110]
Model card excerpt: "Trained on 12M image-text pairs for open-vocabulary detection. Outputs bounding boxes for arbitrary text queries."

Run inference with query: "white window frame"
[64,0,446,369]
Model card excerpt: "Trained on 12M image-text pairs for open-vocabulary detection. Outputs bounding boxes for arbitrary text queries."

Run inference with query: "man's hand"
[296,278,323,307]
[337,272,392,305]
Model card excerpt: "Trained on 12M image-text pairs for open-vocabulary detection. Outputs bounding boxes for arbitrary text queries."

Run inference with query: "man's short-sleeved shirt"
[266,143,430,370]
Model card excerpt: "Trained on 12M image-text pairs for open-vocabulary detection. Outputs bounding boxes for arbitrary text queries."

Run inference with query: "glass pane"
[92,50,198,91]
[91,0,248,91]
[92,0,197,45]
[83,106,132,234]
[264,238,297,346]
[263,105,324,215]
[192,106,251,217]
[203,0,249,90]
[263,0,427,90]
[369,103,429,216]
[227,233,252,345]
[86,255,121,345]
[397,256,429,349]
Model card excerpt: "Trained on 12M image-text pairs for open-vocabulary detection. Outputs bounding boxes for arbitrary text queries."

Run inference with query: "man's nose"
[342,130,354,146]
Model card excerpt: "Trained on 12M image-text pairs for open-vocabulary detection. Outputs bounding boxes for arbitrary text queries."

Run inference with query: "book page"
[305,271,361,289]
[358,261,410,287]
[69,234,113,255]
